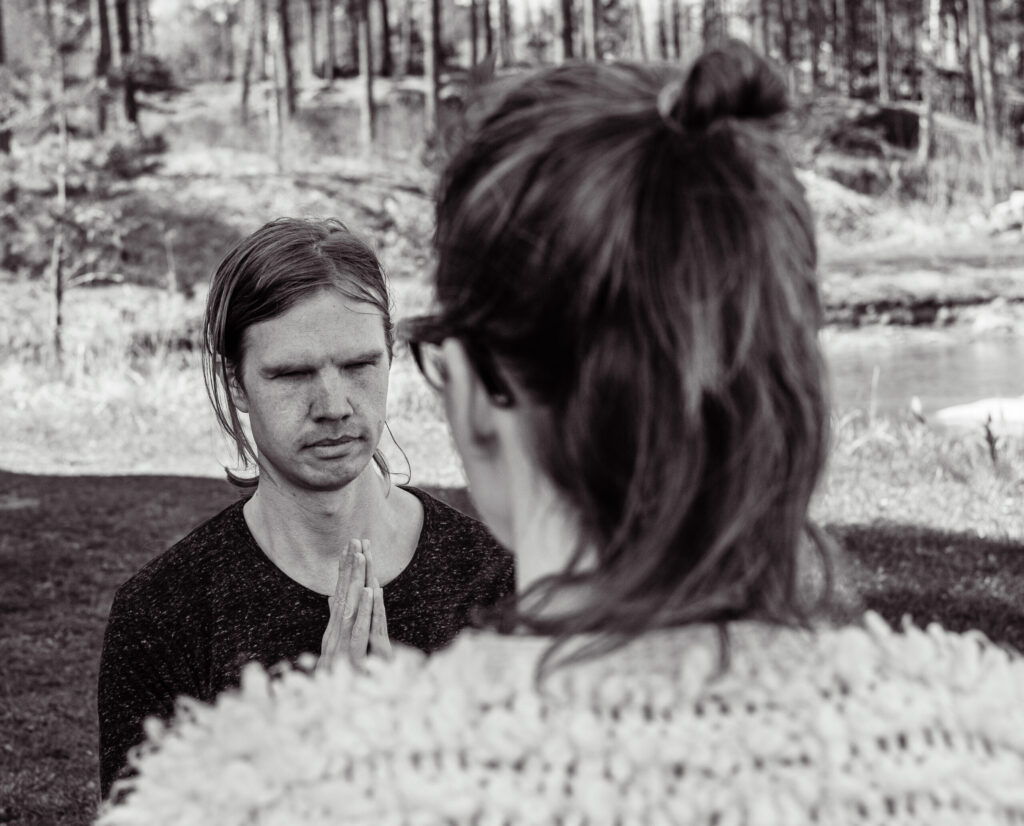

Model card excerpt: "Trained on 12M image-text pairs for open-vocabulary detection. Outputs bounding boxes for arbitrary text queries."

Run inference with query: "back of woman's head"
[434,41,832,647]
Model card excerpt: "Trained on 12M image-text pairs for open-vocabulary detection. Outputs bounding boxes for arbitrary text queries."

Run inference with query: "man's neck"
[243,468,413,593]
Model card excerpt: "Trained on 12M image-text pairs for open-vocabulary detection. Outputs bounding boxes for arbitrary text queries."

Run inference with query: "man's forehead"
[241,293,388,359]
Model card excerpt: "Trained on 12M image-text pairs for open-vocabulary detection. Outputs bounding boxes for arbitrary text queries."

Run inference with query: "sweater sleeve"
[97,588,203,800]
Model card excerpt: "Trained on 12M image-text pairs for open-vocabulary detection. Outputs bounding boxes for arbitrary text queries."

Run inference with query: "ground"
[2,78,1024,826]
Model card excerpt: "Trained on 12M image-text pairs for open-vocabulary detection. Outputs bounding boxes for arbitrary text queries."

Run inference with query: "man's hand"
[318,539,392,672]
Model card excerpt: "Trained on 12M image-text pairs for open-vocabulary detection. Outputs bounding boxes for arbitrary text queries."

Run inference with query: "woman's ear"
[226,364,250,414]
[440,339,499,451]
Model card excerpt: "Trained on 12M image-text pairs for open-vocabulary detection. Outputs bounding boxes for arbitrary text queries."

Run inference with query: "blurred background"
[1,0,1024,822]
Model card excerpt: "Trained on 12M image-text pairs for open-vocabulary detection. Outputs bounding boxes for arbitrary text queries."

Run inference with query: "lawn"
[2,413,1023,825]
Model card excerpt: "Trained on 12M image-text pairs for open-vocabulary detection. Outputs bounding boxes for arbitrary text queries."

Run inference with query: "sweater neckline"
[230,485,435,600]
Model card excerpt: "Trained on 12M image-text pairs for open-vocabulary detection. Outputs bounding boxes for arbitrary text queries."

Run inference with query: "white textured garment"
[97,613,1024,826]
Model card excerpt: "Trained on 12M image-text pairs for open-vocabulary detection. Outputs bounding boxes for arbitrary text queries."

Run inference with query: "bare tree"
[358,0,375,148]
[377,0,393,75]
[633,0,648,58]
[918,0,940,163]
[483,0,493,55]
[497,0,512,64]
[845,0,858,96]
[657,0,669,59]
[241,0,258,120]
[424,0,439,139]
[398,0,411,75]
[93,0,113,132]
[325,0,336,82]
[875,0,889,101]
[278,0,297,116]
[807,0,821,90]
[966,0,995,204]
[259,0,270,79]
[555,0,573,60]
[43,0,69,363]
[305,0,317,78]
[582,0,597,58]
[114,0,138,124]
[134,0,147,52]
[470,0,478,63]
[1,0,11,153]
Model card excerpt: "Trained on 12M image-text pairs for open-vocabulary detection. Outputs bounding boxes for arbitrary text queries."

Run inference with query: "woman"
[98,43,1024,825]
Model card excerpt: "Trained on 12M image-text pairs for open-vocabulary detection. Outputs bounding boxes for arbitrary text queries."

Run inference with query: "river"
[824,328,1024,416]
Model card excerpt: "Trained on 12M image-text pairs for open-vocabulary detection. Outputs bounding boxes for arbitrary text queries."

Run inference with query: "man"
[98,218,514,799]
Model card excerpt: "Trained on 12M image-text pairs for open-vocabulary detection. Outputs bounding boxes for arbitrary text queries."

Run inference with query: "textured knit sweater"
[97,612,1024,825]
[97,486,514,799]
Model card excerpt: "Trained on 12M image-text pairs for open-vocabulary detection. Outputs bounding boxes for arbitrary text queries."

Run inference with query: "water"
[824,329,1024,416]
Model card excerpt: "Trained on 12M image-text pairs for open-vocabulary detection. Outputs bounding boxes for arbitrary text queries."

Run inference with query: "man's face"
[231,288,391,494]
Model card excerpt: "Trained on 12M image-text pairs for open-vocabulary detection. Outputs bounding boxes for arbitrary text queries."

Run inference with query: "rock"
[1008,190,1024,216]
[934,396,1024,437]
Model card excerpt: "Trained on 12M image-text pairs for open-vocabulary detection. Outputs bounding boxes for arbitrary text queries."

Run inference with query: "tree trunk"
[672,0,682,57]
[398,0,411,75]
[701,0,717,46]
[497,0,512,65]
[222,11,237,80]
[0,0,7,153]
[113,0,138,124]
[470,0,478,63]
[346,0,359,71]
[758,0,770,56]
[135,0,146,51]
[918,0,940,163]
[875,0,889,101]
[325,0,336,81]
[831,0,841,87]
[44,0,67,364]
[808,0,821,91]
[94,0,113,133]
[483,0,494,55]
[779,0,796,91]
[305,0,317,78]
[966,0,994,204]
[278,0,297,116]
[634,0,648,58]
[424,0,439,139]
[270,13,285,170]
[259,0,270,79]
[582,0,597,58]
[555,0,573,60]
[657,0,669,59]
[241,0,257,121]
[975,0,996,137]
[377,0,393,75]
[845,0,857,96]
[358,0,375,148]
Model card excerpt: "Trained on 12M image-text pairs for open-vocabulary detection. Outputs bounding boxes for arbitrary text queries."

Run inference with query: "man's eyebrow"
[260,350,385,374]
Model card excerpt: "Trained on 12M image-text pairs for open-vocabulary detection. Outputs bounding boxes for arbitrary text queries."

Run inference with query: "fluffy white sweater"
[97,613,1024,825]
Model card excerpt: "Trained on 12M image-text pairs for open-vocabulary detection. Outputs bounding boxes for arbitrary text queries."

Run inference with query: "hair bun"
[668,40,789,132]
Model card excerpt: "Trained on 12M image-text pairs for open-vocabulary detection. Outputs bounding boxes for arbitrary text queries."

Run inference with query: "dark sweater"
[97,486,513,799]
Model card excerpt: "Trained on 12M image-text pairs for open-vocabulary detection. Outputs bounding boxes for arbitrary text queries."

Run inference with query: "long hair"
[203,217,395,488]
[433,42,836,671]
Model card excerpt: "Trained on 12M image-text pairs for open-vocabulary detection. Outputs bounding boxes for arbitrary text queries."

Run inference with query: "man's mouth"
[307,435,360,448]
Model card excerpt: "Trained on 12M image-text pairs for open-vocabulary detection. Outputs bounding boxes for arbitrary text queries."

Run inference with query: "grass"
[2,421,1023,826]
[3,285,1024,826]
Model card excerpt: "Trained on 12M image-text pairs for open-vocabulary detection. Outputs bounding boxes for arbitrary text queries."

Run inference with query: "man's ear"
[440,339,499,450]
[226,364,249,414]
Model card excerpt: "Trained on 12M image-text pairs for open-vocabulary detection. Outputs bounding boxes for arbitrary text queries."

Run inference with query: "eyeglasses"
[402,316,515,408]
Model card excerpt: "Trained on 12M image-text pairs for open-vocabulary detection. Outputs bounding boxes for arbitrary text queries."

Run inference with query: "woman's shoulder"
[97,619,1024,825]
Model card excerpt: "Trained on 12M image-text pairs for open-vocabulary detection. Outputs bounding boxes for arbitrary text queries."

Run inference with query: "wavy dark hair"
[430,42,837,670]
[203,217,395,488]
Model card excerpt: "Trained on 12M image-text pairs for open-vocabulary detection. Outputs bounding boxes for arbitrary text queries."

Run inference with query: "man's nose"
[309,370,354,420]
